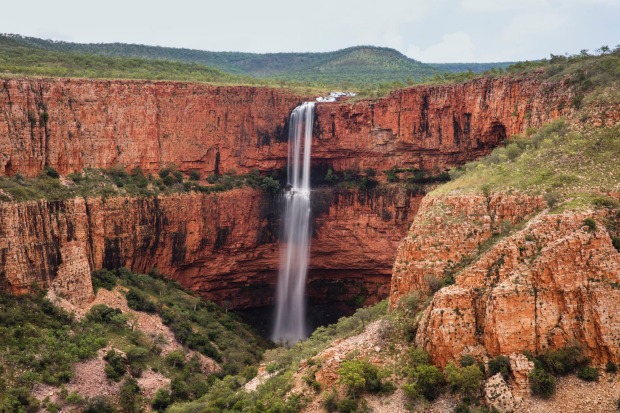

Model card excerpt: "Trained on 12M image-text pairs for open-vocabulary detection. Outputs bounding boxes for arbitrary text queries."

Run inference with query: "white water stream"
[272,102,315,344]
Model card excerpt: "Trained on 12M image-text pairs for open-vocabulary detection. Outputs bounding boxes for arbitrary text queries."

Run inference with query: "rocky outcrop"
[0,185,422,308]
[0,75,574,178]
[391,192,620,366]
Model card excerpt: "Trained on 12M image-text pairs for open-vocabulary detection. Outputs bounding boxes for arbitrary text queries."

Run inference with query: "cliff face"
[313,76,574,172]
[0,186,422,308]
[390,193,620,366]
[0,76,573,178]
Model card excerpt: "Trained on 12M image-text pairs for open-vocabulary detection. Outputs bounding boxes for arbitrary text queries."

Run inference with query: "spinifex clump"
[272,102,315,344]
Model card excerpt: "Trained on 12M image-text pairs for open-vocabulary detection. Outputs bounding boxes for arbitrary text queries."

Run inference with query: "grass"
[435,120,620,208]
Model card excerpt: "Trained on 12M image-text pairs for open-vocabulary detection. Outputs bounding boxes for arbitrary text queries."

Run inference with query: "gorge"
[0,73,577,311]
[0,50,619,412]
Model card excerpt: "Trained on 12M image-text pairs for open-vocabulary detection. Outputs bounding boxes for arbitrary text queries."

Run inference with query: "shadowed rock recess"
[0,74,575,308]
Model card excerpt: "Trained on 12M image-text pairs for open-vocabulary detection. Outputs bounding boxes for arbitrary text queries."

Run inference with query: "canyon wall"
[0,76,573,178]
[0,186,422,308]
[390,193,620,365]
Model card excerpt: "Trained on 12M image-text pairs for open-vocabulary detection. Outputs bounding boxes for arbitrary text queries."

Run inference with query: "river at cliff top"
[234,301,356,341]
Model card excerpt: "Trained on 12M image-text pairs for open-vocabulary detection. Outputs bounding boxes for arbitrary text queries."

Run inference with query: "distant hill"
[2,34,513,86]
[0,34,252,85]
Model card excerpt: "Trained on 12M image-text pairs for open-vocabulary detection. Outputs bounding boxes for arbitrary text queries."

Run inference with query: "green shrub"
[83,396,117,413]
[606,361,618,373]
[165,350,186,370]
[85,304,125,327]
[336,398,358,413]
[411,364,445,401]
[529,367,556,398]
[538,346,589,375]
[125,289,156,313]
[444,362,484,398]
[583,218,597,231]
[460,354,476,367]
[488,355,512,381]
[323,391,338,412]
[126,346,149,365]
[91,269,117,292]
[104,349,127,381]
[44,166,60,178]
[455,403,471,413]
[151,389,172,412]
[577,366,599,382]
[612,237,620,252]
[119,377,142,413]
[408,348,431,368]
[189,170,201,181]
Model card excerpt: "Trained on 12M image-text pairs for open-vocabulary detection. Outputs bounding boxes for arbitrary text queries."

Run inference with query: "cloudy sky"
[2,0,618,62]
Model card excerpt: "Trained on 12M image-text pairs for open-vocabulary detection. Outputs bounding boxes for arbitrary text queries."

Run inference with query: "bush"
[612,237,620,252]
[412,364,445,401]
[538,346,589,375]
[577,366,599,382]
[83,396,117,413]
[444,363,484,398]
[460,354,476,367]
[189,170,201,181]
[583,218,597,231]
[44,166,60,179]
[125,289,156,313]
[151,389,172,412]
[119,377,142,413]
[338,359,393,396]
[488,355,512,381]
[126,346,149,365]
[529,367,556,398]
[606,361,618,373]
[104,349,127,381]
[336,398,358,413]
[91,269,117,292]
[86,304,125,327]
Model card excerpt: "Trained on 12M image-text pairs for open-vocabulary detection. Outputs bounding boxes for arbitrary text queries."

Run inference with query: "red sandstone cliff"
[390,193,620,366]
[0,186,421,308]
[0,75,574,179]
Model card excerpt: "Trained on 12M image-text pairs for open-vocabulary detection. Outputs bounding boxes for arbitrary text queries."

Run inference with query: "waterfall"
[272,101,315,344]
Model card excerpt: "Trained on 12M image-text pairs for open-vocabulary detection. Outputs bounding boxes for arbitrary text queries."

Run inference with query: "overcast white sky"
[2,0,618,63]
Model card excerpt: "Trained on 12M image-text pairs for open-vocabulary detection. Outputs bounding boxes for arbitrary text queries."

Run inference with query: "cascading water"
[272,101,315,344]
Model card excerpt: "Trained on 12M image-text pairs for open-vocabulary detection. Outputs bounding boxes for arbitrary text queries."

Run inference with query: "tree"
[444,363,484,399]
[412,364,445,401]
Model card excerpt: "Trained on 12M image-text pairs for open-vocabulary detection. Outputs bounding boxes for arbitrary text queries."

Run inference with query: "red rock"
[0,186,421,308]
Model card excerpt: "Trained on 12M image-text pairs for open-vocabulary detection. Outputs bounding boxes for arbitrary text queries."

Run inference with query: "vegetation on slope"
[438,120,620,209]
[0,166,283,202]
[1,34,516,91]
[0,268,268,413]
[0,35,253,84]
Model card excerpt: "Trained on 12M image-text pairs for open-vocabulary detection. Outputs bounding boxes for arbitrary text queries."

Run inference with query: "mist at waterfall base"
[270,101,315,345]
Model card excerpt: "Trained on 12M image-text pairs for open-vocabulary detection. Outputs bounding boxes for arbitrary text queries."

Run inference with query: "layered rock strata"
[0,76,573,178]
[0,186,422,308]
